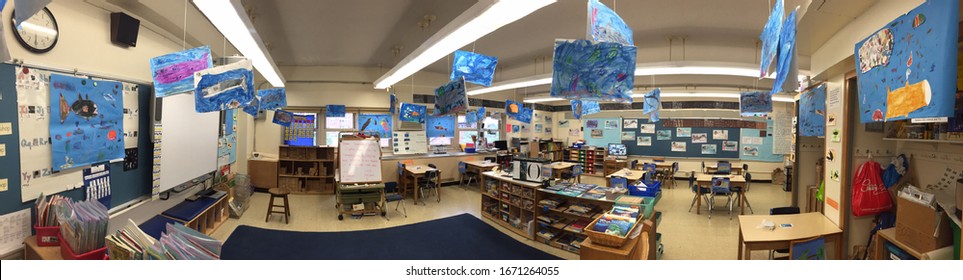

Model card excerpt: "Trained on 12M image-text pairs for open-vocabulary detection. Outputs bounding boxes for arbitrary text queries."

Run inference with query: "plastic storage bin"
[59,233,107,260]
[628,181,661,197]
[34,225,60,246]
[614,195,658,219]
[884,242,918,260]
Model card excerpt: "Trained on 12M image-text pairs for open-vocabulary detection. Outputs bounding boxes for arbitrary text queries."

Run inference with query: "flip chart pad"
[339,140,382,183]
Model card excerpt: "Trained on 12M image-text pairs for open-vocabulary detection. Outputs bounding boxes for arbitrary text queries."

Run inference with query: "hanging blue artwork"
[587,0,633,45]
[399,102,426,123]
[550,39,636,103]
[477,106,486,120]
[642,88,660,122]
[434,77,469,116]
[740,91,773,116]
[48,74,125,171]
[14,0,51,28]
[450,50,498,87]
[582,100,601,116]
[854,0,959,123]
[242,95,260,117]
[193,60,255,113]
[571,100,583,120]
[466,110,479,125]
[426,115,456,138]
[358,114,392,139]
[759,0,784,77]
[150,46,213,98]
[389,93,397,115]
[649,111,660,123]
[273,110,294,127]
[517,107,534,124]
[770,10,797,95]
[326,104,346,117]
[258,88,287,111]
[799,84,827,137]
[505,99,523,120]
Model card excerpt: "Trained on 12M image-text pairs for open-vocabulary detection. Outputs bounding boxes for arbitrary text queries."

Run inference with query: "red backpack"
[851,160,892,216]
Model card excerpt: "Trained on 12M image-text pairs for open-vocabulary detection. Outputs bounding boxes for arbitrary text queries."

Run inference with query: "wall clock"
[11,7,60,53]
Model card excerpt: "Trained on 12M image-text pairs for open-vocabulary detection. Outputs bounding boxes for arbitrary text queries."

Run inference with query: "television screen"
[429,137,452,146]
[608,143,627,156]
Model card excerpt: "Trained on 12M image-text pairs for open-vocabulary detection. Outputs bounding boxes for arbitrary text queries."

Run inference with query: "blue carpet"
[221,214,562,260]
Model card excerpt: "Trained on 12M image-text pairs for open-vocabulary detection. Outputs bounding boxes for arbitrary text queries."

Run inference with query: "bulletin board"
[739,120,785,162]
[620,118,740,159]
[583,118,621,147]
[0,63,153,215]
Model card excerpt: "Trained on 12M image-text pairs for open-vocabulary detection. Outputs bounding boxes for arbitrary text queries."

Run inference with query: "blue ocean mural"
[550,39,636,103]
[358,114,392,139]
[434,77,468,116]
[759,0,784,77]
[48,74,125,171]
[399,102,426,123]
[426,115,456,138]
[258,88,287,111]
[740,91,773,116]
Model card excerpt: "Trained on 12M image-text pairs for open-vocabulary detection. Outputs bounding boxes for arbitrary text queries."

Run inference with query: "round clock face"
[11,7,59,53]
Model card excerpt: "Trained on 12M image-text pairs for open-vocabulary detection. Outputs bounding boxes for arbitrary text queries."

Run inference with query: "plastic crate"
[884,242,917,260]
[59,233,107,260]
[614,195,658,219]
[34,225,60,246]
[628,181,661,197]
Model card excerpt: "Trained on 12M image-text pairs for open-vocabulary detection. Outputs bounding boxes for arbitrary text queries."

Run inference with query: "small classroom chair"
[265,188,291,224]
[383,182,407,220]
[708,177,733,219]
[688,172,711,213]
[789,237,826,260]
[769,207,801,259]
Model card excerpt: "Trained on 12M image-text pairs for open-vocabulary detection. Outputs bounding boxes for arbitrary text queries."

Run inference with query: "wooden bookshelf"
[564,147,606,176]
[278,145,337,194]
[534,140,565,161]
[481,172,540,240]
[534,189,617,255]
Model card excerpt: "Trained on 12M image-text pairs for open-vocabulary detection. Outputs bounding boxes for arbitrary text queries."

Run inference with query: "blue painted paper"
[14,0,51,28]
[642,88,660,114]
[587,0,633,45]
[389,93,397,115]
[399,102,426,123]
[258,88,287,111]
[517,107,533,124]
[193,60,255,113]
[434,77,468,116]
[571,100,583,120]
[150,46,213,98]
[582,100,601,116]
[854,0,959,123]
[740,91,773,116]
[426,115,456,138]
[799,84,827,137]
[242,95,260,117]
[450,50,498,87]
[771,10,797,95]
[505,100,523,120]
[48,74,125,171]
[224,109,237,135]
[759,0,784,77]
[326,104,346,117]
[550,39,636,103]
[358,114,392,139]
[273,110,294,127]
[466,110,478,125]
[477,106,485,120]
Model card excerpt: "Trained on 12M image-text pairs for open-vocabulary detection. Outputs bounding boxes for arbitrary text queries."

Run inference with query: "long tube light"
[374,0,556,89]
[193,0,285,87]
[630,91,795,103]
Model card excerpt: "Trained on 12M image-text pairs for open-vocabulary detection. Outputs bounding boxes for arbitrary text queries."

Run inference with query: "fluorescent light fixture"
[193,0,285,87]
[523,96,564,103]
[469,73,552,96]
[373,0,555,89]
[630,91,795,103]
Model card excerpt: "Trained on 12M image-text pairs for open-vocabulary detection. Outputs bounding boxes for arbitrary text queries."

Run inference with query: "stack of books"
[34,193,68,227]
[55,198,109,255]
[107,219,221,260]
[538,197,563,208]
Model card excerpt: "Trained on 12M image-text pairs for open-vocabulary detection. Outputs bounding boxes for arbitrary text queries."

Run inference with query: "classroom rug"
[220,213,562,260]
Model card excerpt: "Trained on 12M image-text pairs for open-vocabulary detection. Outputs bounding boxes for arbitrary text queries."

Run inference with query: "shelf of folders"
[106,219,222,260]
[54,197,110,260]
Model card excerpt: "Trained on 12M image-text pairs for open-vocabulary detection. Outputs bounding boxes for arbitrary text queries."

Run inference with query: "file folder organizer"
[138,215,183,240]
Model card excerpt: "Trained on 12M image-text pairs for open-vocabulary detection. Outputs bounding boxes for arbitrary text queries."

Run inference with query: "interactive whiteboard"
[339,139,383,184]
[156,93,220,193]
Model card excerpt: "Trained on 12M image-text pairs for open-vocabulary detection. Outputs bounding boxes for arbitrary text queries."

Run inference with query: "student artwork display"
[636,136,652,147]
[582,100,601,116]
[450,50,498,87]
[358,114,392,139]
[273,110,294,127]
[518,107,534,124]
[586,120,599,128]
[590,129,603,138]
[434,77,468,116]
[465,110,479,126]
[676,127,691,137]
[722,141,739,151]
[326,104,346,117]
[604,120,619,129]
[217,134,237,166]
[671,141,686,152]
[426,115,456,138]
[389,93,397,115]
[740,91,773,116]
[242,96,260,117]
[712,130,728,140]
[505,99,524,120]
[691,133,708,143]
[622,119,637,129]
[620,131,636,141]
[122,83,139,149]
[656,130,671,140]
[639,124,654,134]
[193,60,254,113]
[258,88,287,111]
[799,84,827,136]
[477,106,486,121]
[512,125,520,133]
[854,0,959,122]
[642,88,661,122]
[535,124,543,133]
[399,102,426,123]
[586,0,633,45]
[759,0,783,76]
[771,10,797,95]
[550,39,636,103]
[701,144,717,155]
[48,74,125,171]
[559,120,570,128]
[149,46,213,97]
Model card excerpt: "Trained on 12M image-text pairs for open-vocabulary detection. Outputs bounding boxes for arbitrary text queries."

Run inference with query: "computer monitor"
[429,137,452,146]
[493,140,508,150]
[608,143,627,156]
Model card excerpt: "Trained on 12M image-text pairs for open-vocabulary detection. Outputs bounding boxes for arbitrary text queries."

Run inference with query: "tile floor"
[210,175,792,260]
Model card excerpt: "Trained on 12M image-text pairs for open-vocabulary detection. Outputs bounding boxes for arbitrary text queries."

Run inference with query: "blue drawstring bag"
[881,154,908,189]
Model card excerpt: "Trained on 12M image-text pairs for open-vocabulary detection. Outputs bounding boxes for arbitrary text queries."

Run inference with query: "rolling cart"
[335,133,386,220]
[336,183,386,220]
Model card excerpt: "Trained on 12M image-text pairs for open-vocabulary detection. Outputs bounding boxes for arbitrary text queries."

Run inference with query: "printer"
[511,157,551,183]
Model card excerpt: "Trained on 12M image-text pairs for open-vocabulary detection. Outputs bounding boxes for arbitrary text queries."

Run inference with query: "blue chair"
[732,172,754,214]
[383,182,407,220]
[420,163,441,204]
[708,177,733,219]
[458,162,478,186]
[715,161,732,175]
[630,160,639,170]
[689,172,711,213]
[790,237,826,260]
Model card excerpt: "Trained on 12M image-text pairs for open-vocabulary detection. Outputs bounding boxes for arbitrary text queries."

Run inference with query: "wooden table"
[462,161,499,186]
[695,174,747,215]
[706,165,743,175]
[737,213,843,260]
[24,236,62,260]
[549,162,578,182]
[605,168,644,187]
[404,164,440,205]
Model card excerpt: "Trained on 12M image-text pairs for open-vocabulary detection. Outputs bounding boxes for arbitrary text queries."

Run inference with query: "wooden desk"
[696,174,747,215]
[24,236,62,260]
[549,162,578,182]
[737,213,843,260]
[462,161,498,186]
[605,168,644,187]
[405,165,440,205]
[706,165,743,175]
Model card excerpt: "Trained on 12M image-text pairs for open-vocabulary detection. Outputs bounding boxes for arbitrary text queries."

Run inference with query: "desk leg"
[414,176,421,205]
[740,192,746,215]
[738,230,745,260]
[696,192,702,215]
[835,233,843,260]
[436,175,442,203]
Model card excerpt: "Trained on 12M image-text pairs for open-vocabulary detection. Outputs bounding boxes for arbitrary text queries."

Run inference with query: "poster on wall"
[637,136,652,146]
[854,0,959,123]
[622,119,637,129]
[722,141,739,151]
[16,67,84,201]
[193,60,255,113]
[691,133,707,143]
[149,46,213,98]
[590,129,603,138]
[217,134,237,166]
[586,0,633,45]
[427,115,456,138]
[48,74,125,171]
[399,103,426,124]
[671,141,686,152]
[550,39,635,103]
[656,130,671,140]
[433,77,468,116]
[676,127,691,137]
[620,131,636,141]
[712,130,728,140]
[358,114,392,139]
[604,120,618,129]
[122,83,139,149]
[799,84,827,136]
[701,144,717,155]
[639,124,655,134]
[450,50,498,87]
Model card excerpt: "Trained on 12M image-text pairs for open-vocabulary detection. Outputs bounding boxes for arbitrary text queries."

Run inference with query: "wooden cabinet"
[480,172,539,239]
[278,145,337,194]
[603,160,627,177]
[248,159,278,190]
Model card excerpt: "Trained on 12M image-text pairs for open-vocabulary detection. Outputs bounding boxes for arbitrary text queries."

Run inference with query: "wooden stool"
[265,188,290,223]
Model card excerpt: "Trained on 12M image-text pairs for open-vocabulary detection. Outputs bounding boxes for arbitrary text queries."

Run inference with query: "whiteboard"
[339,140,383,183]
[157,93,220,193]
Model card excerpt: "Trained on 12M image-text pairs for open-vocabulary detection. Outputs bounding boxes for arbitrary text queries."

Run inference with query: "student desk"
[605,168,645,187]
[706,164,743,175]
[462,160,499,185]
[404,164,441,205]
[548,162,577,182]
[696,174,748,215]
[23,236,61,260]
[737,212,843,260]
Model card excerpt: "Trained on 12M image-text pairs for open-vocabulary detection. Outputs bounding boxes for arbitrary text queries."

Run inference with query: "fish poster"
[427,115,455,138]
[434,77,468,116]
[358,114,392,139]
[242,95,260,117]
[771,10,797,95]
[722,141,739,151]
[587,0,633,45]
[48,74,125,171]
[759,0,784,77]
[399,102,426,123]
[550,39,636,103]
[799,84,827,136]
[854,0,959,123]
[450,50,498,87]
[326,104,346,117]
[637,136,651,146]
[701,144,718,155]
[258,88,287,111]
[193,59,255,113]
[150,46,213,98]
[620,131,636,141]
[740,91,773,116]
[712,130,728,140]
[671,141,686,152]
[691,133,708,143]
[656,130,671,140]
[273,110,294,127]
[622,118,638,129]
[639,124,655,134]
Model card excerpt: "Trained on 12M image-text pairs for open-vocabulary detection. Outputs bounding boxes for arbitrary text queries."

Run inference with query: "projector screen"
[156,93,220,193]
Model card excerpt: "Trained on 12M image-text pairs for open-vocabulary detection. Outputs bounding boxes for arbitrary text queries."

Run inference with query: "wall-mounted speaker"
[110,12,140,47]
